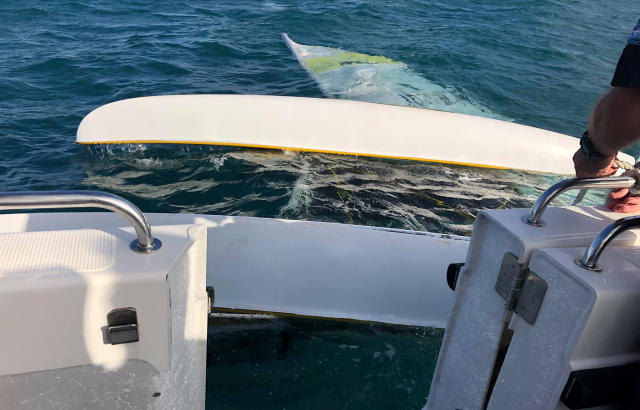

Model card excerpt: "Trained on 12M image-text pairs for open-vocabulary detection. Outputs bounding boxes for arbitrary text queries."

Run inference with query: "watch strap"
[580,131,608,159]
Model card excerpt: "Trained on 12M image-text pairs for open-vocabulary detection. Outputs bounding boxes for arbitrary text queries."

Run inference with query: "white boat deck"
[0,212,467,327]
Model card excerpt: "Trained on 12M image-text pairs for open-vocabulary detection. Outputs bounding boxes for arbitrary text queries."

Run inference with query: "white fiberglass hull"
[75,94,627,175]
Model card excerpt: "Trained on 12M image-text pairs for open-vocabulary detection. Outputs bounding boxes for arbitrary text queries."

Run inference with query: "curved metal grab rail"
[522,176,636,227]
[575,216,640,271]
[0,190,161,253]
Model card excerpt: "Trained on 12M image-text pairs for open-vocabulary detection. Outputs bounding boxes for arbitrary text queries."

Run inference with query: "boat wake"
[81,144,604,235]
[281,33,506,119]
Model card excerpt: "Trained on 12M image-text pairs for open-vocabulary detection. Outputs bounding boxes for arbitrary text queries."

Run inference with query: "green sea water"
[207,315,444,409]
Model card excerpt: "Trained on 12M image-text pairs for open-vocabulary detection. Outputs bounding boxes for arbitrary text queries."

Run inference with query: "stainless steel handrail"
[0,190,161,253]
[575,216,640,271]
[522,176,636,227]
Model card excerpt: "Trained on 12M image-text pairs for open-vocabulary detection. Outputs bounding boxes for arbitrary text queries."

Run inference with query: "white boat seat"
[0,224,208,409]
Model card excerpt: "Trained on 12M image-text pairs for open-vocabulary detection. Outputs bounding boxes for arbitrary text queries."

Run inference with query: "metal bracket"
[495,253,547,325]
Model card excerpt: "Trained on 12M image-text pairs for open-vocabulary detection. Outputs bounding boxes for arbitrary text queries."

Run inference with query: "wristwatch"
[579,130,608,159]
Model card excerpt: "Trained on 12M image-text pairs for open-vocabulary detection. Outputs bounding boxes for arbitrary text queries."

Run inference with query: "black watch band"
[580,131,608,159]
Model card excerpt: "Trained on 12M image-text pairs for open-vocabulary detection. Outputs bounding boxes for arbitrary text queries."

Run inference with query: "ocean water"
[207,314,444,410]
[3,2,639,408]
[2,0,639,234]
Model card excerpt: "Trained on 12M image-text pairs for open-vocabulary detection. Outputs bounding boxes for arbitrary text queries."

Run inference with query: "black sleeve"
[611,45,640,88]
[611,19,640,88]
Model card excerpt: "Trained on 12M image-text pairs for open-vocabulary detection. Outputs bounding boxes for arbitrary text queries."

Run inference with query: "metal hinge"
[495,252,547,325]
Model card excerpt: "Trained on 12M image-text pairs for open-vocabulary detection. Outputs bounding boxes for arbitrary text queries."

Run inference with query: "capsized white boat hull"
[76,95,631,175]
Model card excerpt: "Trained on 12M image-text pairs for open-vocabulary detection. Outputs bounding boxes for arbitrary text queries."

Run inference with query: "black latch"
[446,263,464,291]
[107,307,139,345]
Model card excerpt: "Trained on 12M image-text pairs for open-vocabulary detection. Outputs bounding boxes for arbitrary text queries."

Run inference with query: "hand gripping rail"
[522,176,637,227]
[575,216,640,271]
[0,190,161,253]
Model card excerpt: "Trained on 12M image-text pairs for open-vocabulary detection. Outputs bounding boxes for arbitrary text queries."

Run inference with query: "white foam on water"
[283,34,507,120]
[227,149,316,216]
[207,153,228,171]
[280,167,314,216]
[262,1,286,12]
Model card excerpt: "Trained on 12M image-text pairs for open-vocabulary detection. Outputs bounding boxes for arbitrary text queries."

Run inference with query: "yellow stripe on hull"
[78,139,515,171]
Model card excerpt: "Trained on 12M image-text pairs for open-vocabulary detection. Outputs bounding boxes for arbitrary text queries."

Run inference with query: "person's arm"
[573,87,640,178]
[573,19,640,212]
[588,87,640,156]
